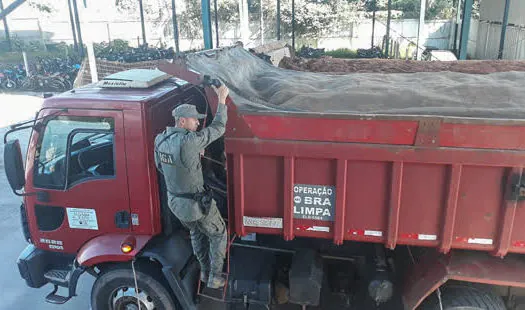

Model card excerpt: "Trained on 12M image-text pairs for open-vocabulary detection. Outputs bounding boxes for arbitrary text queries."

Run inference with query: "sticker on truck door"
[293,184,336,221]
[66,208,99,230]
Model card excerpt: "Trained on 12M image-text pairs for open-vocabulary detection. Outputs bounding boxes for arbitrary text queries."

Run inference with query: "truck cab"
[6,69,225,309]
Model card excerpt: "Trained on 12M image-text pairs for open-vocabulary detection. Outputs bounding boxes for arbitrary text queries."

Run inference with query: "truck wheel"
[91,267,179,310]
[420,283,506,310]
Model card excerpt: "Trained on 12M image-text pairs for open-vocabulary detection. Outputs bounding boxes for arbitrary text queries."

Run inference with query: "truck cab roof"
[42,74,191,111]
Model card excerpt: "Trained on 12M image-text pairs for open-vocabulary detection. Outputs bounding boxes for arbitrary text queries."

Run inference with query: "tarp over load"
[184,46,525,119]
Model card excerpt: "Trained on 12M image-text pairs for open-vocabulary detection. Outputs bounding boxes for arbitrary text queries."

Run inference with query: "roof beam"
[498,0,512,59]
[459,0,473,60]
[0,0,26,20]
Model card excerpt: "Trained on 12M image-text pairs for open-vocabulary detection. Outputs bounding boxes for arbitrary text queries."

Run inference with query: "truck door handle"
[114,211,130,229]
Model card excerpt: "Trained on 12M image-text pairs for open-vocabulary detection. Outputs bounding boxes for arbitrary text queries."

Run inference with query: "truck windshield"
[33,116,115,189]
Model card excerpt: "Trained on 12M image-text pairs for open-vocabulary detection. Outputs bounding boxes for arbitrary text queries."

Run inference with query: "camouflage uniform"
[154,103,228,287]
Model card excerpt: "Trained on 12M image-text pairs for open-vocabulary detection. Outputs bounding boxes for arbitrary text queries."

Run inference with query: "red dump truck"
[5,46,525,310]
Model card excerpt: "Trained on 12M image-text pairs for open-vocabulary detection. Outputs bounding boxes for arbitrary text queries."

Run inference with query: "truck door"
[25,109,130,254]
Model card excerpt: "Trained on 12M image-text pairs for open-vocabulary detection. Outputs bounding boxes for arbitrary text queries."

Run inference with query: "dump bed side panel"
[226,115,525,256]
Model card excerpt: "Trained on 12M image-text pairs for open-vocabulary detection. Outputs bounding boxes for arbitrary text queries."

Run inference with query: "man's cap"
[172,104,206,119]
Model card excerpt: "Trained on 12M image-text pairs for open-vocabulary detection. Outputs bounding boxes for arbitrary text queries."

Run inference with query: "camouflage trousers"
[181,200,227,277]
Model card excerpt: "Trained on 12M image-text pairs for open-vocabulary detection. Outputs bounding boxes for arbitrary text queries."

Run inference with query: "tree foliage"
[363,0,479,19]
[110,0,467,44]
[113,0,240,42]
[27,0,54,14]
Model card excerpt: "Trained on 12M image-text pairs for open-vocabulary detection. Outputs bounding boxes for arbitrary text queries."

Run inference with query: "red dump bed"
[159,57,525,258]
[224,111,525,256]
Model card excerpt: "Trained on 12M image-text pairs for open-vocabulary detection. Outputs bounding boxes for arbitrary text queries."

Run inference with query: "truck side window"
[33,116,115,189]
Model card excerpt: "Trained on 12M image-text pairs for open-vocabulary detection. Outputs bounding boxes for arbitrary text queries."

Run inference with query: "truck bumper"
[17,244,49,288]
[18,244,84,304]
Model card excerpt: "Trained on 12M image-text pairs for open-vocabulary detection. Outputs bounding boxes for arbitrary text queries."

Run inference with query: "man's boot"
[207,274,226,289]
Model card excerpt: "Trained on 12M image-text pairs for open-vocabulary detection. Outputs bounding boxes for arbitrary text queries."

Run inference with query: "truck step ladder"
[44,268,71,286]
[45,285,71,304]
[196,234,237,302]
[43,266,86,304]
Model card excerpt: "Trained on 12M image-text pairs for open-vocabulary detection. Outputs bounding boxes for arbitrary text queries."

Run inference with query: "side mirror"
[4,140,25,192]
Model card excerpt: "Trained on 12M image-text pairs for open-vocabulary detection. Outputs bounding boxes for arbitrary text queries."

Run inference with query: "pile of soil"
[278,56,525,75]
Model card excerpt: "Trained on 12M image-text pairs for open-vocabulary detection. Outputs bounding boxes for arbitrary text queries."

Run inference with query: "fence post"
[22,51,30,77]
[371,9,376,48]
[106,22,111,43]
[214,0,219,48]
[394,41,399,59]
[37,18,47,51]
[239,0,249,45]
[498,0,512,59]
[394,41,397,58]
[72,0,84,58]
[87,42,98,83]
[276,0,281,40]
[260,0,264,45]
[67,0,78,50]
[138,0,147,45]
[484,23,490,58]
[514,29,521,60]
[416,0,427,60]
[393,41,396,58]
[382,35,386,56]
[385,0,392,56]
[394,41,397,59]
[172,0,180,53]
[459,0,474,60]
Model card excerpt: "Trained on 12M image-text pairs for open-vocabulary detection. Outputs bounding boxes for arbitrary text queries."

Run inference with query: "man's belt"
[171,184,212,200]
[173,192,199,199]
[171,185,214,215]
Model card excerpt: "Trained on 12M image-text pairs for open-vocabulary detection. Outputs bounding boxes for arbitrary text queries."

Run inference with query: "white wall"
[0,17,455,54]
[480,0,525,26]
[314,19,454,52]
[475,0,525,59]
[475,21,525,60]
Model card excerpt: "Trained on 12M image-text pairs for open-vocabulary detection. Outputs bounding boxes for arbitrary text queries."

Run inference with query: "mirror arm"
[4,124,35,144]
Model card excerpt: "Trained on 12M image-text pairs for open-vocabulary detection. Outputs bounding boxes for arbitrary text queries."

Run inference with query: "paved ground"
[0,93,94,309]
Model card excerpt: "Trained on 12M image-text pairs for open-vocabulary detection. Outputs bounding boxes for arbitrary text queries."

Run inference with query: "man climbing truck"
[154,84,230,290]
[6,46,525,310]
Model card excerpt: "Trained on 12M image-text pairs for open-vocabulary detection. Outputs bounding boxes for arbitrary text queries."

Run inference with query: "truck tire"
[91,267,179,310]
[420,283,506,310]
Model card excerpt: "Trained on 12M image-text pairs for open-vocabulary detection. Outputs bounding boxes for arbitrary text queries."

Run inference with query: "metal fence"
[475,20,525,60]
[0,16,456,53]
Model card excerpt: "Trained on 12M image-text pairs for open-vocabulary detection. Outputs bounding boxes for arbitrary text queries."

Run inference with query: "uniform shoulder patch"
[158,151,176,165]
